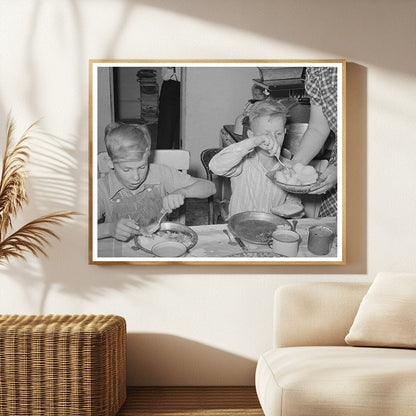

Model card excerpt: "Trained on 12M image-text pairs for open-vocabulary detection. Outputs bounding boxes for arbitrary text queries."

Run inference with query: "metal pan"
[228,211,292,245]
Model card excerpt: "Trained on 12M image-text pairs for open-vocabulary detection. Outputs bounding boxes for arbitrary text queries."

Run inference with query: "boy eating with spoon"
[209,100,303,218]
[97,122,215,242]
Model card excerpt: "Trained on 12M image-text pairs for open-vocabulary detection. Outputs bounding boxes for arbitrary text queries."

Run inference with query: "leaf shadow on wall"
[126,333,257,386]
[0,127,157,314]
[0,1,170,313]
[134,0,413,76]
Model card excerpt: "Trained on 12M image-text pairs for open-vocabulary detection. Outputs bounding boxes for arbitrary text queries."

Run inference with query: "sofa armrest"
[273,282,370,348]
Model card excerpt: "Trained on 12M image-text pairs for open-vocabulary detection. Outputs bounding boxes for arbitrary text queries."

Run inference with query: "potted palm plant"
[0,117,78,264]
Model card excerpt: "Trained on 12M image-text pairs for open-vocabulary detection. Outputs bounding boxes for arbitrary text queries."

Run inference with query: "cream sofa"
[255,282,416,416]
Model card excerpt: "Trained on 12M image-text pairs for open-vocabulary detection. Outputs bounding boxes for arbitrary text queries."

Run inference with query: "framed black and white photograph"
[89,60,345,265]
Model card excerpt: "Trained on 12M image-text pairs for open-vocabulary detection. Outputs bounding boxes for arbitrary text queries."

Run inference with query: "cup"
[271,230,301,257]
[307,225,335,255]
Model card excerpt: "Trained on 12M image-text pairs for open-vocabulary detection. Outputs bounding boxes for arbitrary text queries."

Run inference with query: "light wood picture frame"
[89,60,345,265]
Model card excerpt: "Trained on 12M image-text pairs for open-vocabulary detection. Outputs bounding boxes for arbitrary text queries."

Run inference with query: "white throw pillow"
[345,272,416,348]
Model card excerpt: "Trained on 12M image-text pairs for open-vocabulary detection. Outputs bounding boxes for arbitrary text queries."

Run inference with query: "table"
[97,217,337,261]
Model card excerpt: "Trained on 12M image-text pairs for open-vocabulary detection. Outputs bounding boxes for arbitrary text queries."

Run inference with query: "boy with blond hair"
[98,123,215,241]
[209,101,302,217]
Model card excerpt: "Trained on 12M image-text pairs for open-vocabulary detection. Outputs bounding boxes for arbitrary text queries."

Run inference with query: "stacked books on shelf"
[136,69,159,123]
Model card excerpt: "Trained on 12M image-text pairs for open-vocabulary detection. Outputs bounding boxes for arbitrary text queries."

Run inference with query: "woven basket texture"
[0,314,126,416]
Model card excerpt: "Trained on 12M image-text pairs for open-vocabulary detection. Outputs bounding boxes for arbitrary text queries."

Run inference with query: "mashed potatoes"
[274,163,318,185]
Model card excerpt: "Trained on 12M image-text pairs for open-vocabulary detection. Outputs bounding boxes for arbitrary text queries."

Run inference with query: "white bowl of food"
[151,241,187,257]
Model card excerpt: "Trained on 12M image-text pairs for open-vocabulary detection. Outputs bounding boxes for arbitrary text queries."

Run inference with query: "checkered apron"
[305,67,338,217]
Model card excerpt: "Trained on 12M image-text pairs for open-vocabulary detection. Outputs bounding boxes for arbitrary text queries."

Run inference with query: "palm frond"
[0,117,38,237]
[0,211,79,265]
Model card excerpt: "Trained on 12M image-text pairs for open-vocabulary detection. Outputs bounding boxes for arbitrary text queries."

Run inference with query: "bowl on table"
[133,222,198,255]
[151,241,187,257]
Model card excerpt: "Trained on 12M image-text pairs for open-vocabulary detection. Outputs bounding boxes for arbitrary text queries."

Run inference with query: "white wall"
[97,67,113,153]
[0,0,415,386]
[183,67,259,176]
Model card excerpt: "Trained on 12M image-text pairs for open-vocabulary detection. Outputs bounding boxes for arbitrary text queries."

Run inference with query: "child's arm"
[98,218,141,241]
[209,135,275,177]
[163,179,216,213]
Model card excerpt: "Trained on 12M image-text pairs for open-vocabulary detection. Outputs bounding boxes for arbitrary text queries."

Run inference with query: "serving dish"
[133,222,198,254]
[266,170,321,194]
[228,211,292,245]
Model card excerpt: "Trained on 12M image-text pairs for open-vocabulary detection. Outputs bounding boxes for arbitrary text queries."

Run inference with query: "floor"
[116,386,264,416]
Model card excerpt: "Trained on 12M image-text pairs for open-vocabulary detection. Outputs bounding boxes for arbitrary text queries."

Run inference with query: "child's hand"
[252,133,281,156]
[109,218,140,241]
[163,193,185,213]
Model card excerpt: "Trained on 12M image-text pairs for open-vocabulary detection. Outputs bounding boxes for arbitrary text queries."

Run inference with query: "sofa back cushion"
[274,282,370,348]
[345,272,416,348]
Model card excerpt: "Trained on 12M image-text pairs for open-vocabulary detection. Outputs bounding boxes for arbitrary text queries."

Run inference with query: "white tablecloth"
[97,217,338,261]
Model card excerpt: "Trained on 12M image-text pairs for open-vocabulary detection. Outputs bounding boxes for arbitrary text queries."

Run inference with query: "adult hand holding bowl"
[308,164,337,195]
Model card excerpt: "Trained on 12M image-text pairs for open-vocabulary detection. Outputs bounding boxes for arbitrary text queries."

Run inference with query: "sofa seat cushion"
[256,346,416,416]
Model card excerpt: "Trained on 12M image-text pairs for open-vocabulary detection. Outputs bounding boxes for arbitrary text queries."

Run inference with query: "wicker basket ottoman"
[0,314,126,416]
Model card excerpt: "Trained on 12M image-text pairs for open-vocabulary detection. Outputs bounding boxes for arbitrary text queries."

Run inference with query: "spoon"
[277,157,291,170]
[141,209,168,236]
[292,219,298,232]
[223,229,238,246]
